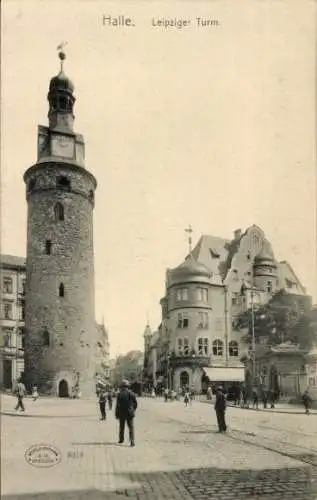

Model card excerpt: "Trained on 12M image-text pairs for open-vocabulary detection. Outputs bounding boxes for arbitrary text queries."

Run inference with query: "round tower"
[253,239,278,294]
[23,50,97,397]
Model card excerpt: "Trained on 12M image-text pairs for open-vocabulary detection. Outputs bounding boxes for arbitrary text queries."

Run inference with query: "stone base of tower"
[24,364,96,399]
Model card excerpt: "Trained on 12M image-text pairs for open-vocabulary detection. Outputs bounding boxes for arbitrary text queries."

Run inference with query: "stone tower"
[23,50,97,397]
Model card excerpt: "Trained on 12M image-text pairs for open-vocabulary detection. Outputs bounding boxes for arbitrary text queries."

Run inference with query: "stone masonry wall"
[24,162,96,397]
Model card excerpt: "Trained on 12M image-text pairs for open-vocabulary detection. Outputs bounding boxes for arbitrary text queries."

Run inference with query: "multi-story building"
[0,255,26,389]
[144,225,310,395]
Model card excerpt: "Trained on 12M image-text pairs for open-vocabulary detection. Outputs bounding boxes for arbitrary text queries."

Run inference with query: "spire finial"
[57,41,68,71]
[185,224,193,253]
[146,311,150,326]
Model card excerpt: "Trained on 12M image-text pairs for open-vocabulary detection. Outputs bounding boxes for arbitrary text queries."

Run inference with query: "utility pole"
[250,274,256,381]
[224,286,229,367]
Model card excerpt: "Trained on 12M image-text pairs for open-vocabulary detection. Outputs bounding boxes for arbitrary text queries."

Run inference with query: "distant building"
[95,322,111,380]
[144,225,310,395]
[0,255,26,389]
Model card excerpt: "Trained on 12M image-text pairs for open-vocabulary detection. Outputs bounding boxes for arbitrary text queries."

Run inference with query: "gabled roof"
[190,234,230,285]
[277,261,306,295]
[0,254,26,270]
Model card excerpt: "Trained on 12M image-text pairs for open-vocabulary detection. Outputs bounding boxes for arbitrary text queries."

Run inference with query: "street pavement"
[1,394,316,499]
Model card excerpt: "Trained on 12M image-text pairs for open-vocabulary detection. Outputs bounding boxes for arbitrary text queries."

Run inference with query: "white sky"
[1,0,316,357]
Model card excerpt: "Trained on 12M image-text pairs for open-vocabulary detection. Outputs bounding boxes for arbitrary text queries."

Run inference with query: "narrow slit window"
[54,203,64,221]
[59,283,65,297]
[45,240,52,255]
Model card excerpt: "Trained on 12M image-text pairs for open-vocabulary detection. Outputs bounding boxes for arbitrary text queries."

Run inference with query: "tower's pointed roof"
[169,253,212,286]
[48,50,74,95]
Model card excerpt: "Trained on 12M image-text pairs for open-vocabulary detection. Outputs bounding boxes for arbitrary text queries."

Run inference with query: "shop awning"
[203,367,245,382]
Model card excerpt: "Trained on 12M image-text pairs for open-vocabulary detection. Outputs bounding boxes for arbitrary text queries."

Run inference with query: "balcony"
[169,354,210,368]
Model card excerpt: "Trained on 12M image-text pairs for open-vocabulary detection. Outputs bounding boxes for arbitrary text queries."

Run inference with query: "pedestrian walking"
[164,388,169,402]
[184,391,190,407]
[252,389,259,410]
[262,390,268,409]
[269,389,275,409]
[14,377,26,412]
[115,379,138,447]
[107,389,113,411]
[32,385,39,401]
[99,390,107,420]
[302,389,312,415]
[214,386,227,432]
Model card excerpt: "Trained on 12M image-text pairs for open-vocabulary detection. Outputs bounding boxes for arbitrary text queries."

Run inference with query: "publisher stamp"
[25,444,62,468]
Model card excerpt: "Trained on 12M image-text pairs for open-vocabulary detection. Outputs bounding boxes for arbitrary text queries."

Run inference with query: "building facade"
[0,255,26,389]
[144,225,310,395]
[23,50,97,397]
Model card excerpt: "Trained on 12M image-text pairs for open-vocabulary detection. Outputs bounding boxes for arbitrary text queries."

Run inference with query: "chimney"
[234,229,242,240]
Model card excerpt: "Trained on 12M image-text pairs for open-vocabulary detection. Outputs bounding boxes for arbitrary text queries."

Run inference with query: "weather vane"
[185,224,193,254]
[57,41,68,71]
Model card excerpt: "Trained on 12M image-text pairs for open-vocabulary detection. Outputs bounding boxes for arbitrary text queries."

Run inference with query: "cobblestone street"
[1,395,316,499]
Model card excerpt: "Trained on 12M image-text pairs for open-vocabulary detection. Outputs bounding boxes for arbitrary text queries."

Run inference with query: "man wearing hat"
[214,386,227,432]
[115,379,138,447]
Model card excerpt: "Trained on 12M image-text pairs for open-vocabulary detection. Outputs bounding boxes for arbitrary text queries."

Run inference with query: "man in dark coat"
[115,379,138,446]
[214,386,227,432]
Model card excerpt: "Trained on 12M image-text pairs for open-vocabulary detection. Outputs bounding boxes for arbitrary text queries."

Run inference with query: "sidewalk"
[197,395,317,415]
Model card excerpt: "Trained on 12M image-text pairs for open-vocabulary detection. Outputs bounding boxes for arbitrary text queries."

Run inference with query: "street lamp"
[241,279,256,381]
[166,353,170,390]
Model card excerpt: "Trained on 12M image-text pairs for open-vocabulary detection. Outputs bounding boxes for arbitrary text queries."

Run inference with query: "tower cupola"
[47,49,76,132]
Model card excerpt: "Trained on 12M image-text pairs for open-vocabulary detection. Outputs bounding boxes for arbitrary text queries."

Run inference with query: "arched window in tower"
[229,340,239,357]
[212,339,223,356]
[56,176,71,191]
[54,203,64,221]
[43,328,50,347]
[267,281,272,293]
[59,283,65,297]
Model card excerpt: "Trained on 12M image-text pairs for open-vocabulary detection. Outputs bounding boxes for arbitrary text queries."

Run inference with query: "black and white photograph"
[1,1,316,498]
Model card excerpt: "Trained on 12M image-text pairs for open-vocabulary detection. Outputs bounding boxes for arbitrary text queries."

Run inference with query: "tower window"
[43,329,50,346]
[45,240,52,255]
[56,176,71,191]
[89,190,94,203]
[59,96,67,111]
[54,203,64,221]
[267,281,272,293]
[28,178,36,192]
[59,283,65,297]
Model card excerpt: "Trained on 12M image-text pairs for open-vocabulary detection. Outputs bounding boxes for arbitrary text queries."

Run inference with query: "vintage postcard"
[1,1,316,499]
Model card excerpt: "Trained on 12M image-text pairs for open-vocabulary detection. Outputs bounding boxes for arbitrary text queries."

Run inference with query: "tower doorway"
[58,379,69,398]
